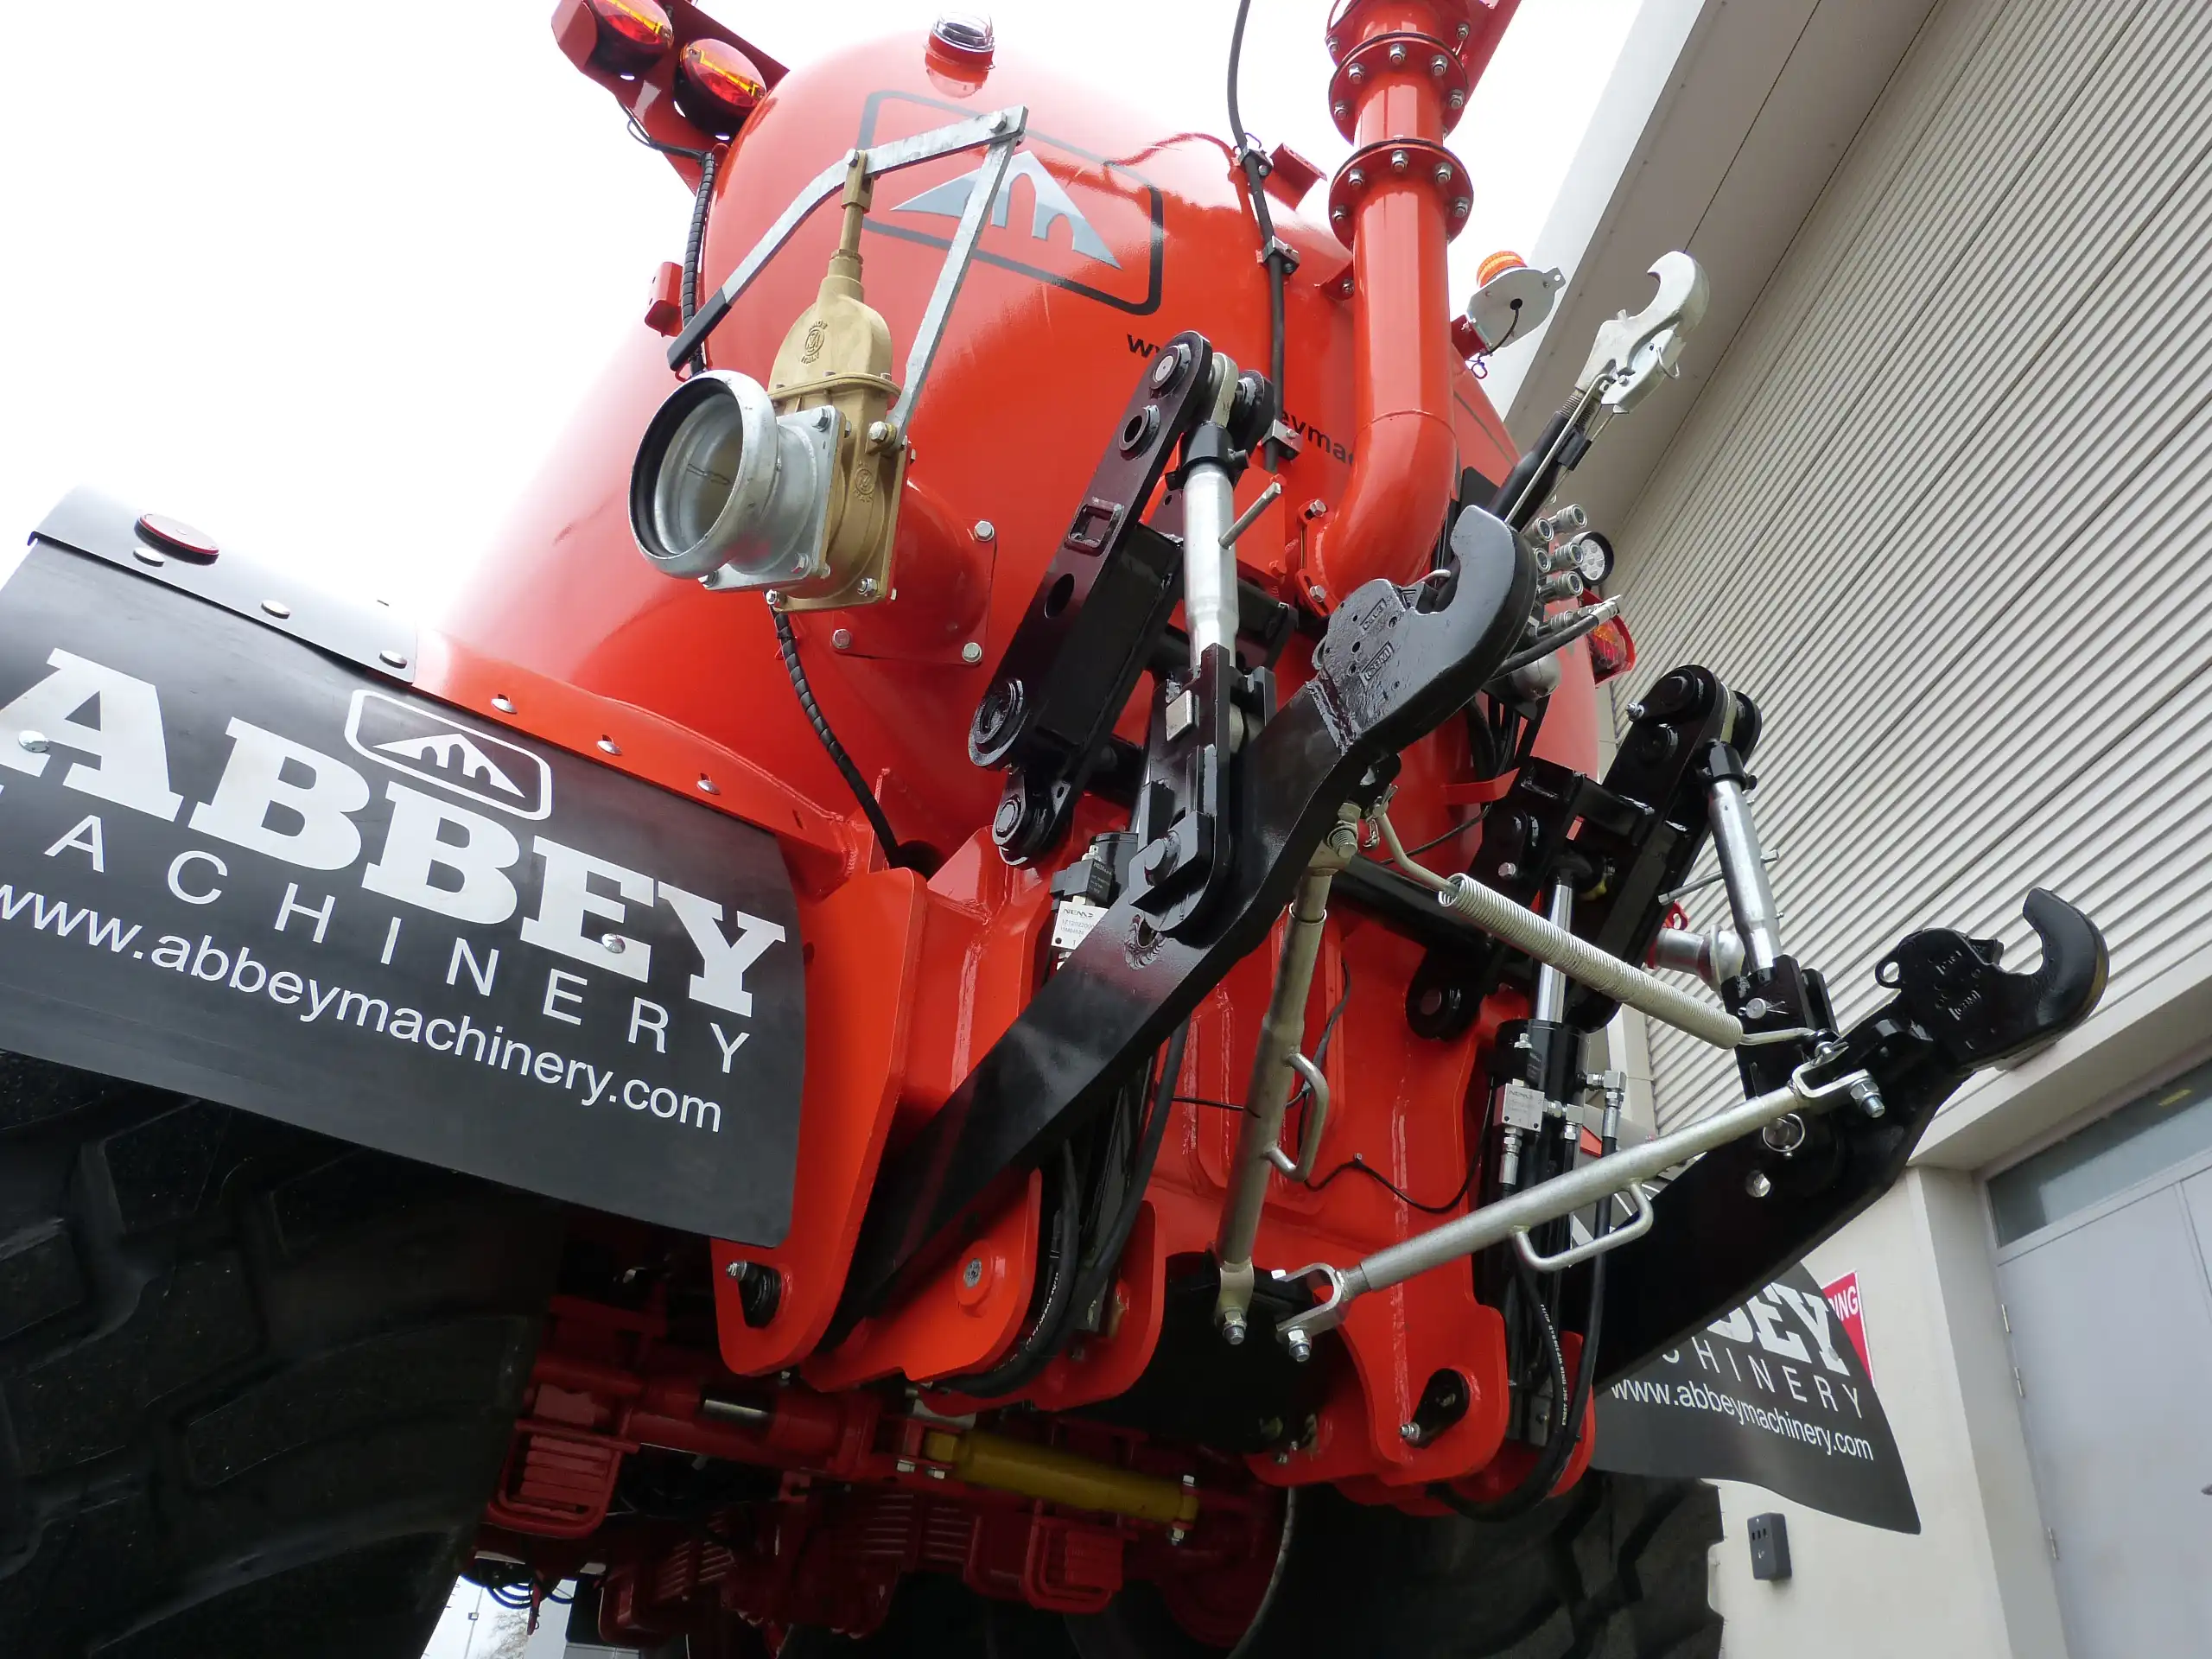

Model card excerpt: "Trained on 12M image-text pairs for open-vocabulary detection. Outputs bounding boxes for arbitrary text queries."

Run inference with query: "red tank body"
[444,15,1605,1491]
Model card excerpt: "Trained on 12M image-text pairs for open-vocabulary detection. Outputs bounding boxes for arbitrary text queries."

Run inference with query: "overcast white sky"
[0,1,1637,618]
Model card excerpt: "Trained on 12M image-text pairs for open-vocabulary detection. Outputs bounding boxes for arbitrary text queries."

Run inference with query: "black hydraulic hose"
[1228,0,1291,471]
[939,1141,1084,1399]
[772,613,905,868]
[1063,1019,1191,1338]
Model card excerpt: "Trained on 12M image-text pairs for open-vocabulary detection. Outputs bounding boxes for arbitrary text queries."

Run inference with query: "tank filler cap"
[930,12,995,67]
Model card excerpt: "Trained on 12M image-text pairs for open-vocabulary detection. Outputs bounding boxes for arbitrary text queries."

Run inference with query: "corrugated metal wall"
[1611,0,2212,1129]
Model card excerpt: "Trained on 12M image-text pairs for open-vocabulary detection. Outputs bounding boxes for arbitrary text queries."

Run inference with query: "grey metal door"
[1995,1155,2212,1657]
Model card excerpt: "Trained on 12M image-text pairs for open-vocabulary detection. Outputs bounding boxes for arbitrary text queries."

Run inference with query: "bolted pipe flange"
[1326,29,1473,141]
[1326,138,1475,246]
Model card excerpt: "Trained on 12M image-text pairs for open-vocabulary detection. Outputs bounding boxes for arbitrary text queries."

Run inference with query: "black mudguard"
[0,491,804,1244]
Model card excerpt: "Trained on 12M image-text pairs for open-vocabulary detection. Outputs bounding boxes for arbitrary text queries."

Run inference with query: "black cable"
[772,612,905,867]
[1307,1152,1478,1216]
[1228,0,1293,470]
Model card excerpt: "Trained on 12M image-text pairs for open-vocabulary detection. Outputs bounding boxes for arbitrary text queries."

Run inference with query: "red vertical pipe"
[1309,0,1487,604]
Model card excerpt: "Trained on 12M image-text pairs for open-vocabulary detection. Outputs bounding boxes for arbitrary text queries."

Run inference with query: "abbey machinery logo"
[345,690,551,819]
[862,92,1162,317]
[894,151,1122,269]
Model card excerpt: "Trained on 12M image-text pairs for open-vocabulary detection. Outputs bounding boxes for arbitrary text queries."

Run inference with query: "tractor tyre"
[0,1057,560,1658]
[1067,1471,1724,1658]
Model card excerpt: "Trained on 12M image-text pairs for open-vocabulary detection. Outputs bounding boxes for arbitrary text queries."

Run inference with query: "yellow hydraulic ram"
[918,1428,1200,1529]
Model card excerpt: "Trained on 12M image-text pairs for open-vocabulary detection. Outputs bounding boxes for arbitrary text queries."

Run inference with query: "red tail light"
[676,38,766,137]
[1586,613,1637,683]
[582,0,674,76]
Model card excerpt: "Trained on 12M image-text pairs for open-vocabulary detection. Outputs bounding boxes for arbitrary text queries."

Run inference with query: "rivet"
[973,519,996,543]
[961,641,983,664]
[963,1256,984,1287]
[379,648,409,669]
[831,627,853,651]
[133,546,165,567]
[1498,861,1520,880]
[261,599,291,619]
[698,776,720,795]
[597,736,621,755]
[493,694,516,714]
[601,933,626,955]
[17,730,48,754]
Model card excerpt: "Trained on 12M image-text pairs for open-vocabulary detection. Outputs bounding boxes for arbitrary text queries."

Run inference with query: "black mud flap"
[0,493,803,1244]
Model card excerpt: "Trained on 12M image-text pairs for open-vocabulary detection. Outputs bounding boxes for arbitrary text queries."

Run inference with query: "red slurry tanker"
[0,3,2102,1653]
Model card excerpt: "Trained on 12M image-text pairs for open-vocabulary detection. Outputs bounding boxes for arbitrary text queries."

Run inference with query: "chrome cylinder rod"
[1708,777,1783,972]
[1180,357,1243,668]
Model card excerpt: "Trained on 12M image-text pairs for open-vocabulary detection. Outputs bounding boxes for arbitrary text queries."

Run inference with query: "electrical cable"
[772,612,906,868]
[630,113,906,865]
[1228,0,1292,470]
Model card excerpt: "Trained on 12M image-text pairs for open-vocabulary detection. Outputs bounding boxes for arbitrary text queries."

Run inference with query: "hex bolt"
[1391,149,1409,172]
[816,408,834,431]
[856,577,879,600]
[988,111,1009,131]
[1348,167,1366,188]
[1626,702,1648,720]
[1348,63,1364,82]
[1332,207,1350,224]
[1498,861,1520,880]
[963,1256,985,1288]
[1332,101,1349,119]
[765,588,783,608]
[724,1260,744,1279]
[831,627,854,651]
[1432,54,1449,76]
[1388,42,1407,64]
[1220,1309,1248,1347]
[973,519,996,543]
[1745,1170,1774,1198]
[1851,1077,1888,1118]
[1286,1330,1314,1364]
[1448,88,1467,111]
[1452,197,1471,217]
[1434,164,1453,185]
[1304,499,1328,519]
[961,641,983,664]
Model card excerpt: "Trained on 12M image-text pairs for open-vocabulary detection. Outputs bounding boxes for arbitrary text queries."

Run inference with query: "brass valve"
[767,156,909,611]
